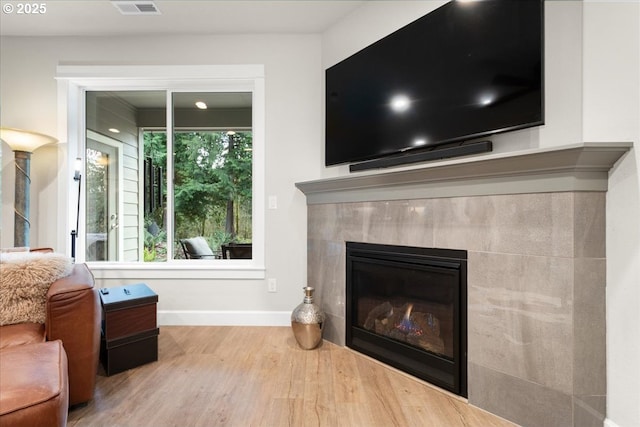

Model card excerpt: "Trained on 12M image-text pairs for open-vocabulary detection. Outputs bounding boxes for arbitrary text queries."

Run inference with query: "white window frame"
[56,65,266,279]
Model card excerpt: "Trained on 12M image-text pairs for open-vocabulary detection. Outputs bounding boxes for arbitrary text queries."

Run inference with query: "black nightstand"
[99,283,159,376]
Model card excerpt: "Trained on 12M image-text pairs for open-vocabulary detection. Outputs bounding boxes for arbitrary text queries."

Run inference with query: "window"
[58,65,265,276]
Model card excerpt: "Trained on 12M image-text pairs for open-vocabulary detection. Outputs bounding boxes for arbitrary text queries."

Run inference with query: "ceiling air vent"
[112,1,161,15]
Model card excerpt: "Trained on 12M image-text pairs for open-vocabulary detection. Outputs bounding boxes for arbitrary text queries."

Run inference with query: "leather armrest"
[45,263,100,406]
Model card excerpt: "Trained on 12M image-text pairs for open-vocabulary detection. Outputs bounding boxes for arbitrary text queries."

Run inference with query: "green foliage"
[143,218,167,262]
[143,246,157,262]
[85,148,107,233]
[208,230,234,253]
[144,131,167,166]
[146,207,164,234]
[142,130,252,261]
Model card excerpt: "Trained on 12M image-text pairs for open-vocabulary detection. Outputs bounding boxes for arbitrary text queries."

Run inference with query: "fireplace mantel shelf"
[296,142,633,204]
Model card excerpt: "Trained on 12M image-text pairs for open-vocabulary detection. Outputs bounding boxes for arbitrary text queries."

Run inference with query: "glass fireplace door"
[346,242,467,397]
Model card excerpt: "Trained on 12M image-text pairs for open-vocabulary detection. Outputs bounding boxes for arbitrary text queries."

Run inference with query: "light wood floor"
[67,326,516,427]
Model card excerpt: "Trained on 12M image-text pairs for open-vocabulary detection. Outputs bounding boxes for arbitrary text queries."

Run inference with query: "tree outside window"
[143,130,252,261]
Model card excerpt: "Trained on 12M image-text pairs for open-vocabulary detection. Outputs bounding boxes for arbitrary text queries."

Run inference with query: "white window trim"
[56,65,266,279]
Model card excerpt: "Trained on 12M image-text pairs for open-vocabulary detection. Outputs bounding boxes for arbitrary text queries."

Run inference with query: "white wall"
[583,3,640,427]
[321,1,640,426]
[0,34,324,318]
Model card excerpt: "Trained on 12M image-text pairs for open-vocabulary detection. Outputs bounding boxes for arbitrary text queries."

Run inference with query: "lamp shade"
[0,127,57,152]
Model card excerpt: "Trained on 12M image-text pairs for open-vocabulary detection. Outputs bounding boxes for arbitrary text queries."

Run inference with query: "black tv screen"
[325,0,544,167]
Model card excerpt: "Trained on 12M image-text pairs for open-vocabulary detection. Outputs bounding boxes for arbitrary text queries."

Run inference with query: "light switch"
[268,195,278,209]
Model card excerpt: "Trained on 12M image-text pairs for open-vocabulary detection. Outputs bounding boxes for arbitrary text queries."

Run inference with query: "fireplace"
[298,144,630,425]
[346,242,467,397]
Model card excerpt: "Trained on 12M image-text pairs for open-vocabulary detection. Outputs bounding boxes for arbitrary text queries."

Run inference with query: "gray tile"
[573,193,606,258]
[467,251,574,394]
[307,204,337,240]
[573,395,606,427]
[307,238,322,287]
[321,310,345,346]
[432,193,574,257]
[402,199,436,247]
[310,240,345,319]
[431,196,492,252]
[362,199,434,247]
[468,362,573,427]
[573,258,606,395]
[337,202,367,243]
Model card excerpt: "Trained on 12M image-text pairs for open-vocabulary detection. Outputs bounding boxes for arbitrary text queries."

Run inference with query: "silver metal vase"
[291,286,324,350]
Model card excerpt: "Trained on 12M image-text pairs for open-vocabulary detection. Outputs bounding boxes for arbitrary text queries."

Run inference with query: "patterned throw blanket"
[0,252,73,325]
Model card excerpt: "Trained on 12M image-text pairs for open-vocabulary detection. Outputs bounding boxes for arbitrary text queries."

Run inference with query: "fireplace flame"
[396,304,423,336]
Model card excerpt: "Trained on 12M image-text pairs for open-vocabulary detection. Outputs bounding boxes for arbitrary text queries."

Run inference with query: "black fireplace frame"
[346,242,467,397]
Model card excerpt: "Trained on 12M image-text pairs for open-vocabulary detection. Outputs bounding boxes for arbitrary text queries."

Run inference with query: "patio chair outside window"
[180,237,216,259]
[221,243,252,259]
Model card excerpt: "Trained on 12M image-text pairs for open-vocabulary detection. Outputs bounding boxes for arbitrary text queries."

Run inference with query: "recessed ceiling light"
[108,128,120,133]
[195,101,207,110]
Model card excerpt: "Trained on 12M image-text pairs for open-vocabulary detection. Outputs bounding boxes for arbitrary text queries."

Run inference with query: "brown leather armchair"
[46,262,101,406]
[0,262,100,426]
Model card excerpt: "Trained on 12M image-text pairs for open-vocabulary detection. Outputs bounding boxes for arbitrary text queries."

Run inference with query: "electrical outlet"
[268,278,277,293]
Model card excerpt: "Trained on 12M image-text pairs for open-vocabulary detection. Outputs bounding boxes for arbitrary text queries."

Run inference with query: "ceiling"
[103,91,253,109]
[0,0,365,37]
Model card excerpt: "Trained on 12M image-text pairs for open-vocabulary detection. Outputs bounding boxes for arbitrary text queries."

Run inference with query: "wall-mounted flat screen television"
[325,0,544,169]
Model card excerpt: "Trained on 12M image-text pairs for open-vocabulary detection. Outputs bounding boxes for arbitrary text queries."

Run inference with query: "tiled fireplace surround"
[297,143,632,427]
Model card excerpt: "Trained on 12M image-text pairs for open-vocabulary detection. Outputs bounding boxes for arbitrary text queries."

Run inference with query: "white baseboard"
[158,310,291,327]
[604,419,620,427]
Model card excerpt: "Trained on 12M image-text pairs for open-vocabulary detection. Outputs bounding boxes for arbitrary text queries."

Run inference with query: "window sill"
[85,261,266,280]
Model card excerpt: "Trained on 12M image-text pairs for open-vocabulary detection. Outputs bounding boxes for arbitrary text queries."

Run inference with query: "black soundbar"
[349,140,493,172]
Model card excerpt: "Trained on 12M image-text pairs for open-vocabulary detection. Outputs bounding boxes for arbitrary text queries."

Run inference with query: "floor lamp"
[71,157,82,260]
[0,127,58,247]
